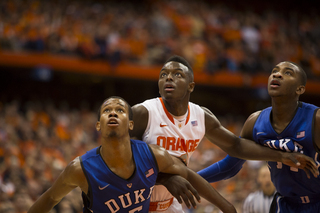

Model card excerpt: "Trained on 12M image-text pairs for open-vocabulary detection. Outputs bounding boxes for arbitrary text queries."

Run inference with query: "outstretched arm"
[203,108,319,178]
[198,155,245,183]
[150,144,237,213]
[28,157,86,213]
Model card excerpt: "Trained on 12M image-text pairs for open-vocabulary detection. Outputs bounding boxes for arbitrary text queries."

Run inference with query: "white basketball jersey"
[141,98,206,211]
[141,97,205,165]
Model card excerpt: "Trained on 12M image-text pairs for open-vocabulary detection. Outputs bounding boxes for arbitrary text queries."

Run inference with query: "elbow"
[224,145,241,158]
[224,138,245,159]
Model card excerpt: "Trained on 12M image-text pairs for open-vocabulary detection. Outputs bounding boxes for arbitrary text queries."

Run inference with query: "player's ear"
[188,82,195,93]
[96,121,101,131]
[129,120,134,130]
[296,85,305,95]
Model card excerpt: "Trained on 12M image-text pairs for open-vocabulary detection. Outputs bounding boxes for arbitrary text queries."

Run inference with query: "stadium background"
[0,0,320,212]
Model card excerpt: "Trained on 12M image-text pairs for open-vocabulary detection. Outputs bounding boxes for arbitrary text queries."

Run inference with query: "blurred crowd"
[1,0,317,212]
[0,99,99,213]
[0,99,263,213]
[1,0,320,77]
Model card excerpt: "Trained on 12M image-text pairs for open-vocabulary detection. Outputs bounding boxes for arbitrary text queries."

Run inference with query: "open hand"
[282,152,319,178]
[159,174,201,209]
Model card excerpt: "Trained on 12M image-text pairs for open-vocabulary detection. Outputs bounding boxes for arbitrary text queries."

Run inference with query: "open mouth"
[164,84,175,91]
[270,79,281,87]
[108,118,119,125]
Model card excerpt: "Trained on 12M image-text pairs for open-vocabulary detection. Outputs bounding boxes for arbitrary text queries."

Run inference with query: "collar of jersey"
[159,97,190,125]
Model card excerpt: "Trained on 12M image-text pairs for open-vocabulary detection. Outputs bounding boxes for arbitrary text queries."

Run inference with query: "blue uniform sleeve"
[197,155,246,183]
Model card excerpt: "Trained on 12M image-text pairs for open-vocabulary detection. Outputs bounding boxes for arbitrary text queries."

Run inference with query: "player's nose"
[108,110,118,117]
[272,71,283,79]
[166,72,174,81]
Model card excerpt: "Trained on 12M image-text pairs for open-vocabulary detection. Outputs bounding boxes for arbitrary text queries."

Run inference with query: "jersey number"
[300,196,310,203]
[276,162,298,172]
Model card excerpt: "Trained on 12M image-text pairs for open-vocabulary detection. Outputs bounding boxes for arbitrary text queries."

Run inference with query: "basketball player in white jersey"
[130,55,319,213]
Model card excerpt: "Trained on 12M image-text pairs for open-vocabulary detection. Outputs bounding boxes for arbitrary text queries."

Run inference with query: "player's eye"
[160,73,167,78]
[285,71,292,75]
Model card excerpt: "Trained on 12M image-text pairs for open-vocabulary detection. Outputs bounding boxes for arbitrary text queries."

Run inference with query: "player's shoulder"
[133,98,158,108]
[62,157,86,185]
[240,111,262,139]
[132,102,147,112]
[243,110,262,128]
[131,99,154,116]
[201,106,215,116]
[148,144,169,159]
[316,107,320,119]
[247,110,262,122]
[301,101,319,110]
[66,157,83,175]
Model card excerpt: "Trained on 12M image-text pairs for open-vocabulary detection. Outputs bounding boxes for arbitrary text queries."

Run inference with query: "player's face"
[97,98,133,137]
[158,61,194,101]
[268,62,302,98]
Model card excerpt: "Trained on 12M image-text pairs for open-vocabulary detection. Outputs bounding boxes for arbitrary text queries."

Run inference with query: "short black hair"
[165,55,194,81]
[285,61,307,86]
[97,96,133,121]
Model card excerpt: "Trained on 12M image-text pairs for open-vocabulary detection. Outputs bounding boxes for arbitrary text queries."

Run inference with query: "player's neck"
[163,98,189,116]
[100,144,135,179]
[100,137,133,166]
[271,99,299,124]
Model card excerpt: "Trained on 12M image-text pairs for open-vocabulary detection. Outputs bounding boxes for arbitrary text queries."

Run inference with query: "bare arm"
[203,107,319,177]
[203,107,281,160]
[130,104,149,140]
[150,144,236,213]
[28,157,87,213]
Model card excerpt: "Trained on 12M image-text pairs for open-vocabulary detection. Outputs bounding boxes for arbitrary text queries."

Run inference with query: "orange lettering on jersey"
[176,138,183,151]
[156,136,200,152]
[166,137,176,150]
[180,138,187,152]
[187,140,194,152]
[192,139,200,152]
[157,136,166,148]
[183,140,189,152]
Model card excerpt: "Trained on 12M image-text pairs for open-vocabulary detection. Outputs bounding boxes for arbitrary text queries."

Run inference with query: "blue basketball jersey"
[80,139,159,213]
[252,102,320,203]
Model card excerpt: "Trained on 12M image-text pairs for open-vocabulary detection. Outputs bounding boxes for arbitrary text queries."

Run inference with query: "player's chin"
[161,92,175,99]
[107,131,118,137]
[268,90,282,97]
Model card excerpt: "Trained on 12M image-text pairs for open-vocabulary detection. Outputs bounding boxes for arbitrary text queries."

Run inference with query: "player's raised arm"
[28,157,86,213]
[149,144,237,213]
[203,107,319,178]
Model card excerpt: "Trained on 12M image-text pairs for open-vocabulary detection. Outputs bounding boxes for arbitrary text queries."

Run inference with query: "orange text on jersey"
[157,136,200,152]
